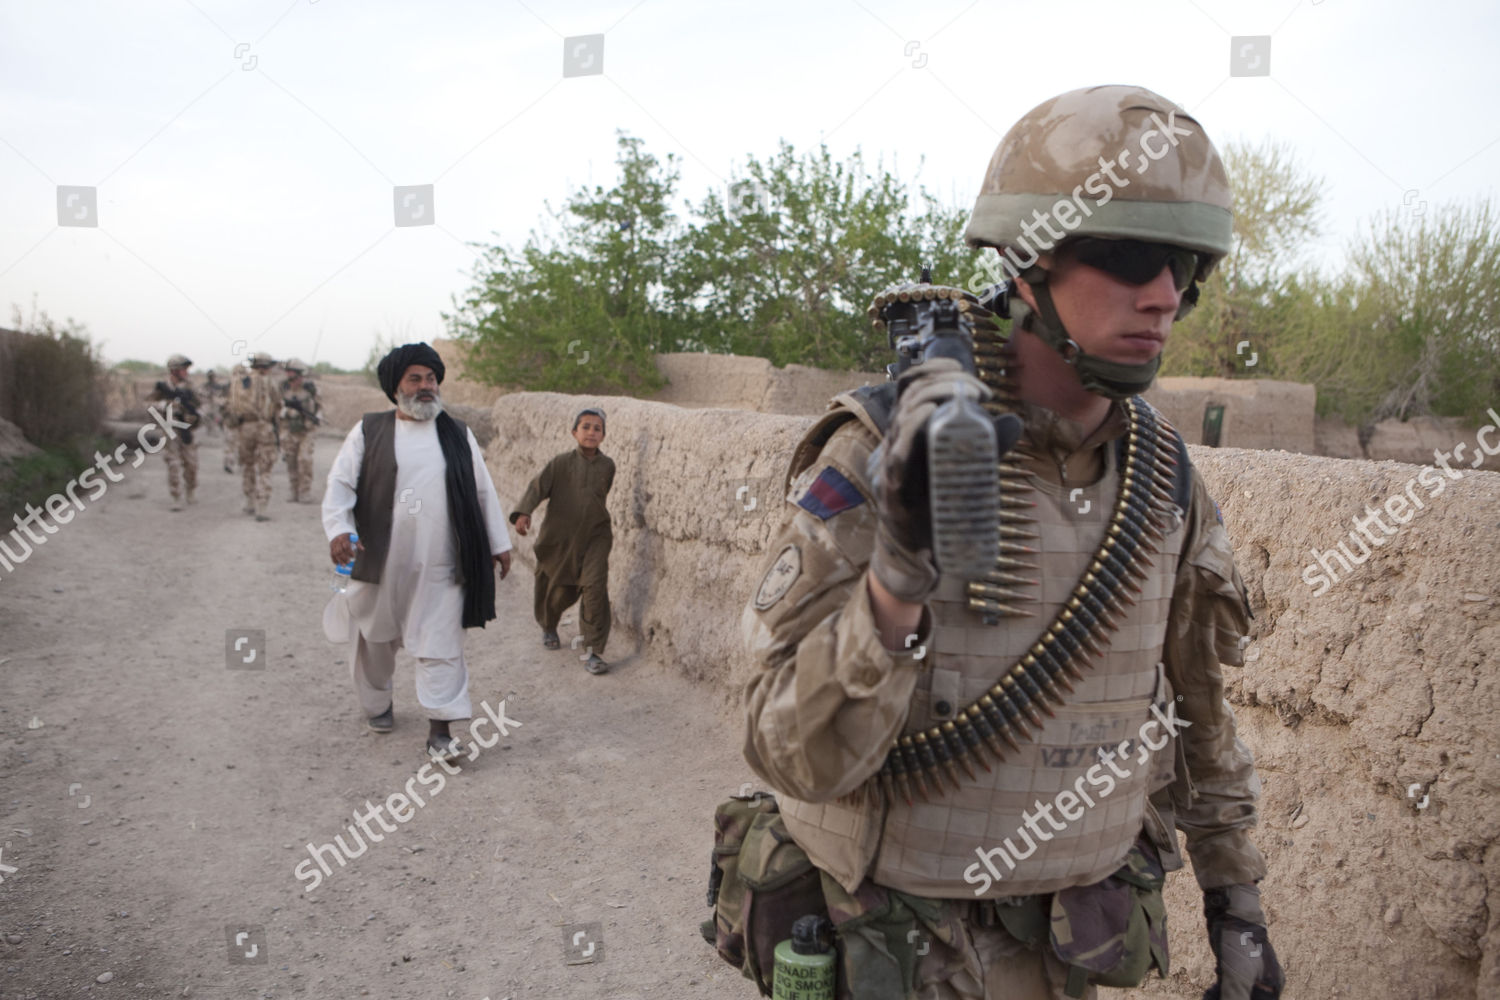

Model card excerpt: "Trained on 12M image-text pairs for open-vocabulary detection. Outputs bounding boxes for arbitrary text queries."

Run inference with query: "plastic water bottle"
[332,532,358,593]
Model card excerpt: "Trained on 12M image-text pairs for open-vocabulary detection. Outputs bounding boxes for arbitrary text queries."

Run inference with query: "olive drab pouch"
[1048,835,1170,997]
[702,793,828,996]
[820,873,966,1000]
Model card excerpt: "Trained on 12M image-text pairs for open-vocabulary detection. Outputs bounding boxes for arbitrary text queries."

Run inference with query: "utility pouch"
[701,793,827,997]
[1049,835,1170,997]
[820,873,962,1000]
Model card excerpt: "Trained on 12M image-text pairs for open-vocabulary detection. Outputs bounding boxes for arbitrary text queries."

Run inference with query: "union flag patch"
[797,466,865,520]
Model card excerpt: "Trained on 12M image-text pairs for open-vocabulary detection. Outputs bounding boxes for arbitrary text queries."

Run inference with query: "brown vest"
[347,411,474,584]
[350,412,398,584]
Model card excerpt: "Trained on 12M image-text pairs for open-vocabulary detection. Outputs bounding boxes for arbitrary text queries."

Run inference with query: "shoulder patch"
[796,466,865,521]
[754,544,802,610]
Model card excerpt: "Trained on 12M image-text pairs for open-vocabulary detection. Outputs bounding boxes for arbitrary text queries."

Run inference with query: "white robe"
[322,415,512,659]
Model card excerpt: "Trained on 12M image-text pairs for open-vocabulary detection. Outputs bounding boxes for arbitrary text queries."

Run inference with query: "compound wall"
[486,390,1500,1000]
[651,353,1320,455]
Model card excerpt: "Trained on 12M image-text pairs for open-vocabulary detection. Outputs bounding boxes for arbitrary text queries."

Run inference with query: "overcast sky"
[3,0,1497,373]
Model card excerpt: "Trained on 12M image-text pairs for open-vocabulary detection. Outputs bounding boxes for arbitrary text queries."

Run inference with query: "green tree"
[447,133,680,394]
[4,302,102,448]
[1163,139,1329,379]
[673,141,969,370]
[449,134,975,390]
[1350,198,1500,422]
[1160,140,1499,426]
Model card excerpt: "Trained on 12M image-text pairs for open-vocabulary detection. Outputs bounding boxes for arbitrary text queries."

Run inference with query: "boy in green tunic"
[511,407,614,674]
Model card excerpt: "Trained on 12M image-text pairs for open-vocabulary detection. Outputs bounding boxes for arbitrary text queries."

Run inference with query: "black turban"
[376,342,446,402]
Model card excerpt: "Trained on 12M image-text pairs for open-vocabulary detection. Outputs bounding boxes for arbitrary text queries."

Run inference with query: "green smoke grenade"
[773,915,835,1000]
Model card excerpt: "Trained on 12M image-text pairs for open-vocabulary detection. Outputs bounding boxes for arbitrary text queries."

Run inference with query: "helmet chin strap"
[1017,274,1162,401]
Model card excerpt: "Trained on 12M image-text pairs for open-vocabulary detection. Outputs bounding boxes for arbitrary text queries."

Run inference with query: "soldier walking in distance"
[742,86,1283,1000]
[144,353,202,511]
[201,371,225,436]
[227,352,281,520]
[279,358,322,503]
[220,365,243,474]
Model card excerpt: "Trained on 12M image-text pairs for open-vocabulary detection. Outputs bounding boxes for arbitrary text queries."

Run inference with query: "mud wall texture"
[486,393,805,687]
[652,352,884,415]
[654,354,1324,455]
[486,390,1500,1000]
[1143,376,1317,453]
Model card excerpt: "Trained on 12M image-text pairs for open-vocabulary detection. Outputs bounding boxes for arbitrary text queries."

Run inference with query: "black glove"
[1202,884,1284,1000]
[867,359,1020,602]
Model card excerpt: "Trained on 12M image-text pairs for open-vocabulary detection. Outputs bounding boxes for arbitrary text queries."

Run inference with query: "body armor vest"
[781,390,1190,898]
[871,439,1186,897]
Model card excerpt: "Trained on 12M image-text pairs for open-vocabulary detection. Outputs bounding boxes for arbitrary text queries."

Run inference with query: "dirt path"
[0,431,756,999]
[1,428,1211,1000]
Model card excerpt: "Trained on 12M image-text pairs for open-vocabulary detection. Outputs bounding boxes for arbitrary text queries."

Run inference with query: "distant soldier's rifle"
[154,380,201,444]
[282,395,323,426]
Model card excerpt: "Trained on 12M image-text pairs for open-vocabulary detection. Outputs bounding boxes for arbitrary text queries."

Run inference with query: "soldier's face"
[1013,246,1182,366]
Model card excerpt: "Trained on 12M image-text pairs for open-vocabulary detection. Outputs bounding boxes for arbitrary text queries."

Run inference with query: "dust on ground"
[0,428,1210,1000]
[0,430,753,1000]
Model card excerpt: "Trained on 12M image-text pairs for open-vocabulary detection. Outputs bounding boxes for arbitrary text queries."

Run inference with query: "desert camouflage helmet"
[283,357,307,374]
[166,353,192,369]
[964,85,1232,399]
[247,351,276,368]
[964,84,1233,278]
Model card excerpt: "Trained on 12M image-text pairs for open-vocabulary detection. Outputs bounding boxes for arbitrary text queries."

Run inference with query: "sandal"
[542,630,560,650]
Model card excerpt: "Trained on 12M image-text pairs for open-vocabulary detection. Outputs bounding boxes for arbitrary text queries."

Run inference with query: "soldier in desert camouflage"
[227,352,281,521]
[742,86,1283,1000]
[144,353,202,511]
[279,358,322,503]
[220,365,243,474]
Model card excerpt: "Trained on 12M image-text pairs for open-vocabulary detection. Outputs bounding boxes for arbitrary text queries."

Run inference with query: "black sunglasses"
[1064,238,1202,292]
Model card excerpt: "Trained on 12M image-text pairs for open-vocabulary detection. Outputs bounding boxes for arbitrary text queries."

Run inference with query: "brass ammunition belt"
[858,394,1182,807]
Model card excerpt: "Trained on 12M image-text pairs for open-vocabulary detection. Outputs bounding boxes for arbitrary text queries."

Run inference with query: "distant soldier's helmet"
[284,357,307,374]
[248,352,275,368]
[166,353,192,369]
[964,85,1233,398]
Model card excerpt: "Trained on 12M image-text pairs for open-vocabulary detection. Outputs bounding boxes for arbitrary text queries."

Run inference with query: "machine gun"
[874,268,1009,580]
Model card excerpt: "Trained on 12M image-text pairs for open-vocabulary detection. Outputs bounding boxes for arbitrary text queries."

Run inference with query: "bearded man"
[321,342,513,761]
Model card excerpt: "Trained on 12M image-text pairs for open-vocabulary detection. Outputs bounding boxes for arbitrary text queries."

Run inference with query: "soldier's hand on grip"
[1201,884,1284,1000]
[868,358,1019,603]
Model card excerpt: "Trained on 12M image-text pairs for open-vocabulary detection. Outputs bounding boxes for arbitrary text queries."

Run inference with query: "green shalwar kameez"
[510,447,615,654]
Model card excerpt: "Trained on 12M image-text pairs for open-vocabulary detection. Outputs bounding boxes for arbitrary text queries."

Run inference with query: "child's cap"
[574,406,606,431]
